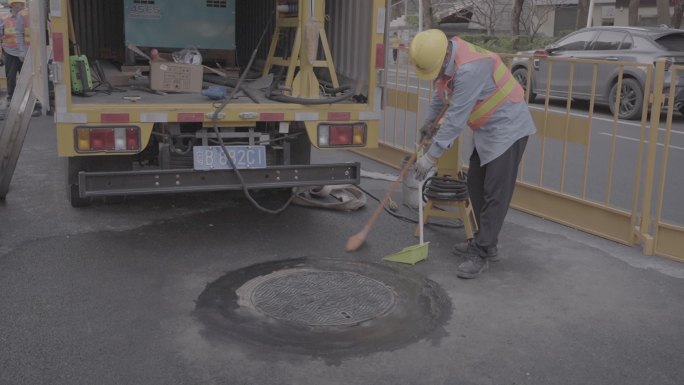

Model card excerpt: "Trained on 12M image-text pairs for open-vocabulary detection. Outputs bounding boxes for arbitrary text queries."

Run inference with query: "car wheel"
[608,78,644,120]
[512,67,536,103]
[678,103,684,117]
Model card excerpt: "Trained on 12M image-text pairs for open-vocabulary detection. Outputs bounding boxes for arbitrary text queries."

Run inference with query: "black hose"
[209,8,295,215]
[267,87,355,104]
[422,176,469,201]
[357,185,463,229]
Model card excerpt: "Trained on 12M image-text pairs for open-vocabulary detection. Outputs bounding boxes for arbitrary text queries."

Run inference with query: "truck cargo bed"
[71,86,278,105]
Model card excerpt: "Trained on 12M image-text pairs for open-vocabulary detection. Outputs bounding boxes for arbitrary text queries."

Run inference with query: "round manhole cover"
[195,258,451,356]
[248,269,396,326]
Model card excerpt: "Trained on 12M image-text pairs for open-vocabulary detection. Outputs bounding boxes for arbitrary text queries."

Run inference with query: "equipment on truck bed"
[55,0,379,210]
[263,0,339,98]
[69,55,93,95]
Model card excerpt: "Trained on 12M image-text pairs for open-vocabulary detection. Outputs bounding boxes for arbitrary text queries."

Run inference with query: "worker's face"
[10,2,25,13]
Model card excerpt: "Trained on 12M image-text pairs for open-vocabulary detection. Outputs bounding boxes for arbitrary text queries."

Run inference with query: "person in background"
[0,0,29,103]
[390,32,401,63]
[410,29,536,279]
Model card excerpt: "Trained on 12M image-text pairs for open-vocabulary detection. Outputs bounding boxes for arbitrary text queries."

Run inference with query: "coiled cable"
[422,175,469,201]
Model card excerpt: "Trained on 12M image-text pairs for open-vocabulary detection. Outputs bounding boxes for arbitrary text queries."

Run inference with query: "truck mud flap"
[78,163,360,197]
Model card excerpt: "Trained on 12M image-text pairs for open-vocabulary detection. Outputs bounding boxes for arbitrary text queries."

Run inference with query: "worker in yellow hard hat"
[410,29,536,279]
[0,0,30,102]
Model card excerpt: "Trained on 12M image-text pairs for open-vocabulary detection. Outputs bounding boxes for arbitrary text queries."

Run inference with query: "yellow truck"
[47,0,386,207]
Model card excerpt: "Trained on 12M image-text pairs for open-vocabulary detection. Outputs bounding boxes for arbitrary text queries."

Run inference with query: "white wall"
[537,6,556,37]
[593,5,664,27]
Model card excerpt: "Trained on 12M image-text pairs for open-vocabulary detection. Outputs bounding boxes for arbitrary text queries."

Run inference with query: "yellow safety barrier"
[501,54,655,248]
[649,63,684,262]
[355,45,684,263]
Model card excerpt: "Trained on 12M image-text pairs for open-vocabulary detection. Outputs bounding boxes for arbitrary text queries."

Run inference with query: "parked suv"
[511,26,684,119]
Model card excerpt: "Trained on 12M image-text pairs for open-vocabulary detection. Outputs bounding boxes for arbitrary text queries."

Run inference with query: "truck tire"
[65,157,92,207]
[65,156,133,208]
[67,182,91,208]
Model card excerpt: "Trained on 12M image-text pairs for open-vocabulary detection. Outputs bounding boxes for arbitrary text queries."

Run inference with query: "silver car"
[511,26,684,119]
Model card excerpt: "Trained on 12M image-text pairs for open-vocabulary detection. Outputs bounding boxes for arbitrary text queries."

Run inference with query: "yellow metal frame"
[365,50,684,263]
[262,0,340,93]
[52,0,387,156]
[650,63,684,262]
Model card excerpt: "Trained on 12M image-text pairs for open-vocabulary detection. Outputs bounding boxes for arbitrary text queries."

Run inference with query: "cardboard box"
[149,61,203,93]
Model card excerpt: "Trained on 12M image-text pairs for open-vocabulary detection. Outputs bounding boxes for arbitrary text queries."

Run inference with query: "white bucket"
[401,156,420,209]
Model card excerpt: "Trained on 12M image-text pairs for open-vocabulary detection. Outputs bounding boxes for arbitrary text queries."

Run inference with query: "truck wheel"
[67,182,91,207]
[65,157,92,207]
[65,156,132,207]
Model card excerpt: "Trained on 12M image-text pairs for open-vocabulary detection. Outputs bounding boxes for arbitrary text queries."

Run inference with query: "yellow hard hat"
[10,0,26,4]
[409,29,449,80]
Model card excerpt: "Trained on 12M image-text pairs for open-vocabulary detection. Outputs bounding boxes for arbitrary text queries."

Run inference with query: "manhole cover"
[248,269,396,326]
[195,258,451,356]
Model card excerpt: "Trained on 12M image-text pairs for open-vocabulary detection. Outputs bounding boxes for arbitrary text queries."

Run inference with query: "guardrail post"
[636,59,665,254]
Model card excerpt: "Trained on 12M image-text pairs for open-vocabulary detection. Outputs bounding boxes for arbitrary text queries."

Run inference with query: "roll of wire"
[422,175,469,201]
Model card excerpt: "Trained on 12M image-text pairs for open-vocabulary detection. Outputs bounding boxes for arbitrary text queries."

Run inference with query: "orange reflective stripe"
[1,11,30,48]
[469,75,519,126]
[437,37,525,129]
[453,37,524,128]
[462,40,493,56]
[469,63,517,123]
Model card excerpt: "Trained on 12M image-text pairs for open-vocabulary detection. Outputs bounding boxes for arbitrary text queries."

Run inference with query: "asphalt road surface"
[2,116,684,385]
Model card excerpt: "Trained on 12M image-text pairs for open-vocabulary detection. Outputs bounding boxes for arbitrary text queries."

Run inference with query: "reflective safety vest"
[436,36,523,129]
[1,9,30,49]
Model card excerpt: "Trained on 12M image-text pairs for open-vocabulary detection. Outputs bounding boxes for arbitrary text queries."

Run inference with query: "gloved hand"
[419,120,435,140]
[414,153,436,181]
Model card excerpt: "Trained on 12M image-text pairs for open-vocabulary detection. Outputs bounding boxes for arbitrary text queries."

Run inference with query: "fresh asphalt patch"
[194,257,452,361]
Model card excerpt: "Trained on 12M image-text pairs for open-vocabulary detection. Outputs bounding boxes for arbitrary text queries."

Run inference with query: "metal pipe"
[587,0,596,27]
[639,59,667,254]
[606,66,625,205]
[418,0,423,31]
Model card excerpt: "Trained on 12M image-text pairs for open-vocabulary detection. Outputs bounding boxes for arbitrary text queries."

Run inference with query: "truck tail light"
[318,123,366,147]
[126,128,140,150]
[75,126,141,152]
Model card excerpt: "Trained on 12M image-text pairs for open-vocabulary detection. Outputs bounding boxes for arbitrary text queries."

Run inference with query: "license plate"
[193,145,267,170]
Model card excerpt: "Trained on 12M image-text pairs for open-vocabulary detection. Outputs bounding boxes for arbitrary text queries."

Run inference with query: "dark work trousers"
[468,135,529,253]
[4,52,23,99]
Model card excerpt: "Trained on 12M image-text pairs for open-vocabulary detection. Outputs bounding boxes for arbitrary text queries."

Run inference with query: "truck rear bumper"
[78,163,360,197]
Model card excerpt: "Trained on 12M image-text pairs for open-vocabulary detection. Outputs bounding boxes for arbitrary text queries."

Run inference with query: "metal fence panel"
[366,43,684,263]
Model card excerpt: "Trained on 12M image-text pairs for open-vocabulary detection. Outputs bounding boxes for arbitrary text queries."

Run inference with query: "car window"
[591,31,628,50]
[555,31,596,51]
[633,36,657,50]
[621,34,634,49]
[654,33,684,51]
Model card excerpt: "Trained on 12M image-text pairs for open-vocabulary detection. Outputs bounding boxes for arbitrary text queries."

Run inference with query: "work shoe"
[456,254,488,279]
[452,239,499,261]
